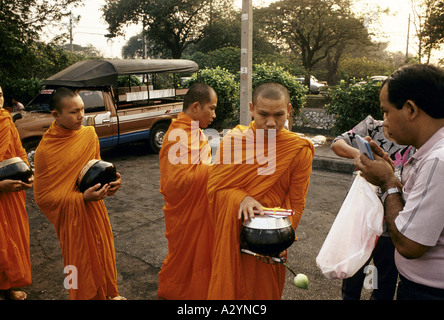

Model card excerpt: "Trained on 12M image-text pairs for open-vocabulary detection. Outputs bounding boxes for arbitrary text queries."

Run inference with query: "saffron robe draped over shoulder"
[0,108,32,290]
[207,121,314,299]
[33,122,119,300]
[158,112,214,299]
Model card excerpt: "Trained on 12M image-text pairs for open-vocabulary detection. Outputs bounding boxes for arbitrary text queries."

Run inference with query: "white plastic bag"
[316,173,384,279]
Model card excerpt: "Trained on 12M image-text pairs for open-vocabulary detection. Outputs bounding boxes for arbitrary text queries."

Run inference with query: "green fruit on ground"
[293,273,309,289]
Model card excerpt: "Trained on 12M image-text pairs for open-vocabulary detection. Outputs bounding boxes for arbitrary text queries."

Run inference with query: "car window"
[117,86,178,109]
[79,90,106,113]
[116,73,183,110]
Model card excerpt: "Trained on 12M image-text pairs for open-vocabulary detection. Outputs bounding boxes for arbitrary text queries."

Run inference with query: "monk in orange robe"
[0,86,33,300]
[207,82,314,299]
[33,87,124,300]
[158,83,217,299]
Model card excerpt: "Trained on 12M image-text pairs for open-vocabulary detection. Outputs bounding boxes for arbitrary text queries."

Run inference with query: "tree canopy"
[0,0,89,104]
[102,0,234,59]
[259,0,372,84]
[423,0,444,63]
[0,0,83,80]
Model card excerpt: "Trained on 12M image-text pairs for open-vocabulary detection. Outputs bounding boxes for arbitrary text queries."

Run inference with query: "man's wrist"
[380,187,402,205]
[380,177,402,194]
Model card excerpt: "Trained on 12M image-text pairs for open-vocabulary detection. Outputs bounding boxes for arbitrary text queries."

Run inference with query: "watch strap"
[381,187,401,204]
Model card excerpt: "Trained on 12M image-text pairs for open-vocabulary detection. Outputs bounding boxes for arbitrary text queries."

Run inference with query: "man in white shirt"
[357,63,444,300]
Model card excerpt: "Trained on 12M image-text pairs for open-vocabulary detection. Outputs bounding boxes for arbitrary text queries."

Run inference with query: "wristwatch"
[380,187,401,204]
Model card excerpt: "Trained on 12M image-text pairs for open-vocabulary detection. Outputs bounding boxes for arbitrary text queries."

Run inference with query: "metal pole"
[240,0,252,125]
[406,13,410,63]
[69,14,73,53]
[142,15,147,60]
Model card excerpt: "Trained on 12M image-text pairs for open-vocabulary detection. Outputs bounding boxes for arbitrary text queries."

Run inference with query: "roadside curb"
[302,134,355,175]
[312,154,355,174]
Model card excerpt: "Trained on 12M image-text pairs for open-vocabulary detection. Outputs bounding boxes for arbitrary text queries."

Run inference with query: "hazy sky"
[45,0,436,61]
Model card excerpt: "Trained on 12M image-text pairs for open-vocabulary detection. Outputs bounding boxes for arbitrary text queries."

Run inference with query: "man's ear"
[404,100,419,120]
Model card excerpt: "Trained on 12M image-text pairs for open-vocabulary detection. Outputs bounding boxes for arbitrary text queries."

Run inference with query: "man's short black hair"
[50,87,78,113]
[183,83,216,111]
[252,82,290,105]
[384,64,444,119]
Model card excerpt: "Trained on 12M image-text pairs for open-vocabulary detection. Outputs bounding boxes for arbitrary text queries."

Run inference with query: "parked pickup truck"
[12,59,199,167]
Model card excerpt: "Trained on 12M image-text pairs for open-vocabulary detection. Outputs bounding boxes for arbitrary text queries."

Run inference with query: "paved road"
[23,142,373,301]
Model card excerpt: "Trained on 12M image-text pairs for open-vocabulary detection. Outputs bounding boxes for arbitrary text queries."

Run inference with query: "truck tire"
[149,122,170,153]
[22,138,41,170]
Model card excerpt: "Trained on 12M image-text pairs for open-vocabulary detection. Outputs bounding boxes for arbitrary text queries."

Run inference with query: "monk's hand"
[83,183,111,202]
[238,196,264,221]
[0,179,32,193]
[107,173,121,197]
[21,176,34,190]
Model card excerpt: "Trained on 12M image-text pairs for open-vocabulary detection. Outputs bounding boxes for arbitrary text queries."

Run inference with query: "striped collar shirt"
[395,126,444,289]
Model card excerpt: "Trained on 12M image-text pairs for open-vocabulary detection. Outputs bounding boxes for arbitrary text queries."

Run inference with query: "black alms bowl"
[77,159,117,193]
[0,157,33,183]
[240,215,295,257]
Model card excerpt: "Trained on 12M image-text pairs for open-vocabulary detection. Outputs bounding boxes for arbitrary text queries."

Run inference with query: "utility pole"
[406,13,410,63]
[240,0,252,125]
[142,15,147,59]
[69,14,73,53]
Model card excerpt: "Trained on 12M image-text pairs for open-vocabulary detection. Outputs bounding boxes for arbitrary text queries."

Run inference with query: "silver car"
[296,75,328,94]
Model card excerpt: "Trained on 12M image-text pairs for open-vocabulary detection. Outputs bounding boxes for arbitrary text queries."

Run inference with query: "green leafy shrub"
[325,80,383,136]
[184,67,240,130]
[251,63,306,116]
[118,75,143,87]
[2,78,44,106]
[184,64,307,130]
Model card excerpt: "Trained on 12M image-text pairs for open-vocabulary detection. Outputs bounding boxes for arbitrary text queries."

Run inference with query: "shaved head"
[252,82,290,106]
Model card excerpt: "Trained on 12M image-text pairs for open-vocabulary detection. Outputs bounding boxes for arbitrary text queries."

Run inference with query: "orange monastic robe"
[207,121,314,299]
[34,122,119,300]
[0,108,32,290]
[158,112,214,299]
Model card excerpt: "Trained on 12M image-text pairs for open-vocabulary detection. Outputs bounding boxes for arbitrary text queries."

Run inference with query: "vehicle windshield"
[25,89,105,113]
[25,89,54,113]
